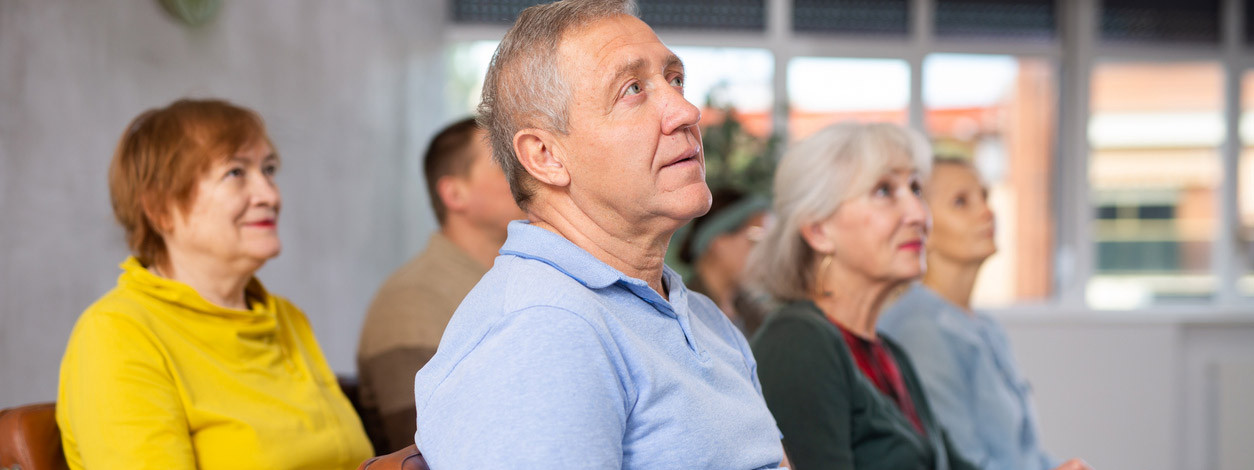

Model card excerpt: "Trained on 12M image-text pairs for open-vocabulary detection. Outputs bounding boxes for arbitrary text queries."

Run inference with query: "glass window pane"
[451,0,544,24]
[451,0,766,30]
[638,0,766,31]
[1088,62,1222,308]
[792,0,909,36]
[1246,0,1254,45]
[935,0,1056,41]
[1100,0,1220,45]
[446,41,499,118]
[923,54,1057,307]
[1238,72,1254,296]
[787,57,910,141]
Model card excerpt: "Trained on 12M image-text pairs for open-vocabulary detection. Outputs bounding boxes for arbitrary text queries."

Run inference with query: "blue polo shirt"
[413,221,784,469]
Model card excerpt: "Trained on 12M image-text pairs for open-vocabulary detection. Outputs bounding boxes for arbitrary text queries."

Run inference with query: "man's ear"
[513,128,570,188]
[799,219,836,255]
[436,175,469,214]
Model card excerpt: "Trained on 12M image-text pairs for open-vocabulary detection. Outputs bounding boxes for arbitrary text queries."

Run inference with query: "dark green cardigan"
[751,300,978,470]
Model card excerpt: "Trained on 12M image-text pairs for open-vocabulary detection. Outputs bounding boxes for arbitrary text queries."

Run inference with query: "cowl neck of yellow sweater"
[116,256,279,333]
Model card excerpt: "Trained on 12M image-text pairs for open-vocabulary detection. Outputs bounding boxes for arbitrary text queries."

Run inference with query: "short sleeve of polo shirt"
[415,305,629,470]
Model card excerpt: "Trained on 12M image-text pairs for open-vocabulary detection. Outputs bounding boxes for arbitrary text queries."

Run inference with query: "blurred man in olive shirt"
[356,117,523,452]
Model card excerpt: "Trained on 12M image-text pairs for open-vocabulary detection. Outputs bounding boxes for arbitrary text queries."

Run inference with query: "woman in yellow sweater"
[56,99,373,469]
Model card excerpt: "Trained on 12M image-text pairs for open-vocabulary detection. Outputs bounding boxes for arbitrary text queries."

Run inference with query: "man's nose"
[660,85,701,135]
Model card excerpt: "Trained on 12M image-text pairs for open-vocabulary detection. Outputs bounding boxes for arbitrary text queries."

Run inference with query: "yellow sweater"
[57,257,373,469]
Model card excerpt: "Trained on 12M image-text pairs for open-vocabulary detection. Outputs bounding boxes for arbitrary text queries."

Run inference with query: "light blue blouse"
[879,283,1056,470]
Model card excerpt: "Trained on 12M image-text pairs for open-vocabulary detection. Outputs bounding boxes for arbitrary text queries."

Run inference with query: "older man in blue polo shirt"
[411,1,786,468]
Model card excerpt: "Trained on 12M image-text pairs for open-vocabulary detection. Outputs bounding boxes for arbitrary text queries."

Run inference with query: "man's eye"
[624,83,642,96]
[669,76,684,87]
[226,168,244,178]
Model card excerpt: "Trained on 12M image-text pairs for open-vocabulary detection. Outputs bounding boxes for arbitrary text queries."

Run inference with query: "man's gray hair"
[477,0,639,208]
[748,122,933,301]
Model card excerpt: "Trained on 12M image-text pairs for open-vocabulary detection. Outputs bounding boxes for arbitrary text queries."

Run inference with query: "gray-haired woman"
[747,122,1089,470]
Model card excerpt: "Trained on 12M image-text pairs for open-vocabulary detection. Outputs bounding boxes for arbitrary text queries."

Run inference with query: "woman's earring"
[814,253,835,298]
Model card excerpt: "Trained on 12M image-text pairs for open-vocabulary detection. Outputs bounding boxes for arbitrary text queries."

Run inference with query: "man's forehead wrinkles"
[605,57,647,82]
[596,49,682,83]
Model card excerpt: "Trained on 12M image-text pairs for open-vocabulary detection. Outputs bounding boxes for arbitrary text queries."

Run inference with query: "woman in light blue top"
[879,158,1087,470]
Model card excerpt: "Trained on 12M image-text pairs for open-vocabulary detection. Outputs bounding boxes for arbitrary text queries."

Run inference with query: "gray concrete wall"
[0,0,447,406]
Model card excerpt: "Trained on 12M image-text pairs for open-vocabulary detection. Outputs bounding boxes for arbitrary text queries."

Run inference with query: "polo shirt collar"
[500,220,621,288]
[499,220,687,307]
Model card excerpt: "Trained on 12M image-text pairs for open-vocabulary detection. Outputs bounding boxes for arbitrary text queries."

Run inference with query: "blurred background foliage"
[700,87,778,197]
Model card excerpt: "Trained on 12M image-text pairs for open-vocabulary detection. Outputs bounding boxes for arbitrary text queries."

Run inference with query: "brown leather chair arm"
[0,402,68,470]
[356,444,429,470]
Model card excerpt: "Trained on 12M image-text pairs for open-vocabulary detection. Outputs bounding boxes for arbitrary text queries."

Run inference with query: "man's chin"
[666,187,714,222]
[684,182,713,217]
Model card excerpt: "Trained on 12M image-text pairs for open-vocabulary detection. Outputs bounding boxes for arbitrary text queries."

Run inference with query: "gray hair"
[477,0,639,209]
[748,122,933,301]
